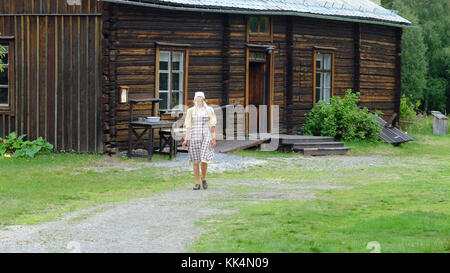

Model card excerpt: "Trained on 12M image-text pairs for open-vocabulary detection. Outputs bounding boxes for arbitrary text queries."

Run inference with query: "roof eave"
[99,0,413,28]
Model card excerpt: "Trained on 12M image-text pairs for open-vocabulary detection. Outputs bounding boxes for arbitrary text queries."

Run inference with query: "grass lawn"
[191,133,450,253]
[0,153,191,226]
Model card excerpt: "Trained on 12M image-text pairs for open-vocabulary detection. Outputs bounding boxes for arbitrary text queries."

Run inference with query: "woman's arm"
[209,108,217,148]
[211,126,216,148]
[182,108,193,149]
[182,128,191,149]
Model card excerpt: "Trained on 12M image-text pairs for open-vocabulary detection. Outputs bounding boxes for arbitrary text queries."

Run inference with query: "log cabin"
[0,0,411,153]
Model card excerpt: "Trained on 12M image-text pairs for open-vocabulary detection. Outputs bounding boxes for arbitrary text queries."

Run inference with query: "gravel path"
[85,152,268,174]
[0,152,409,253]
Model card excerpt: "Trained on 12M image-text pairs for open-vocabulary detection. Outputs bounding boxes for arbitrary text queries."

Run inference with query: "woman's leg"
[201,162,208,181]
[193,162,200,184]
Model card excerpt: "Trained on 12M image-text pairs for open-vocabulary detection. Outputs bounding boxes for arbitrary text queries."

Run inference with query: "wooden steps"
[275,134,335,144]
[292,141,345,149]
[302,147,352,156]
[274,134,352,156]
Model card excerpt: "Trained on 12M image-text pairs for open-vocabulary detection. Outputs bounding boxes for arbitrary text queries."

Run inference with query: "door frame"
[245,44,275,135]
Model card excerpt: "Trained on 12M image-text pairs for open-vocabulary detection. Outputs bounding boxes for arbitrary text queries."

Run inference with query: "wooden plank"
[57,15,64,150]
[353,23,361,93]
[63,15,72,151]
[95,15,102,152]
[215,139,266,153]
[72,16,80,151]
[14,15,22,134]
[21,16,27,137]
[302,147,351,156]
[88,15,95,152]
[79,15,88,151]
[29,16,36,140]
[47,15,56,145]
[38,15,47,139]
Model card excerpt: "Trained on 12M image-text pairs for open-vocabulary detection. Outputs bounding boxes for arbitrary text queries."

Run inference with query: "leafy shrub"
[0,132,54,158]
[400,94,420,122]
[302,90,381,142]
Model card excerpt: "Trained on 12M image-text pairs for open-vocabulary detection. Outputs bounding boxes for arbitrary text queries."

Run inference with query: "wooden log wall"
[359,24,401,122]
[285,17,294,133]
[289,17,355,133]
[288,17,402,133]
[0,0,103,152]
[273,16,288,134]
[225,14,247,140]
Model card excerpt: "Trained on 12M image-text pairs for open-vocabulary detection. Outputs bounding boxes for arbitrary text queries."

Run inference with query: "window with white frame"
[315,52,333,104]
[158,50,184,110]
[0,44,9,107]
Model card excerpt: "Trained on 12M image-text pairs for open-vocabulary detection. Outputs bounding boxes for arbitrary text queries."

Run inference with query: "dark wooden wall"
[273,16,288,134]
[289,17,356,133]
[0,0,103,152]
[358,24,401,120]
[287,17,401,133]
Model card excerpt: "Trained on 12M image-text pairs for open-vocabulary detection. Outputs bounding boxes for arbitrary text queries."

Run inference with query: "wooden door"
[249,62,266,106]
[248,61,269,134]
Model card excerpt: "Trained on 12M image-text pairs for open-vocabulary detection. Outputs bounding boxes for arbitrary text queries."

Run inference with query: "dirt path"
[0,153,402,253]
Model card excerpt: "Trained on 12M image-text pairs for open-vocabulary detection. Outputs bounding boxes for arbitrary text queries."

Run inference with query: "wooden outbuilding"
[0,0,411,153]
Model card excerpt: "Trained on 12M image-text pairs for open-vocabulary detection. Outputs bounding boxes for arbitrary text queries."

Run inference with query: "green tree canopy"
[381,0,450,113]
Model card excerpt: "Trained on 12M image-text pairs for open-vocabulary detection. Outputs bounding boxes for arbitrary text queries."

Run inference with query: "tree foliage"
[400,94,420,122]
[381,0,450,114]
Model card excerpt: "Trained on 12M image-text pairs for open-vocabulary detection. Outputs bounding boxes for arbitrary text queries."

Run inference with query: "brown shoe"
[193,184,201,190]
[202,180,208,190]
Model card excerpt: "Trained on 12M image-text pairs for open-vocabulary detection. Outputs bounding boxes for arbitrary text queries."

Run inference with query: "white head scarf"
[194,91,208,109]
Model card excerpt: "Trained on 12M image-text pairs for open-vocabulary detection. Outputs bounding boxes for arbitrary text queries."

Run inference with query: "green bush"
[302,90,381,142]
[400,94,420,122]
[0,132,54,158]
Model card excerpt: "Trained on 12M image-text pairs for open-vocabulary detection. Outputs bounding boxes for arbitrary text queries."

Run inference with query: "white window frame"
[158,50,184,110]
[314,51,334,105]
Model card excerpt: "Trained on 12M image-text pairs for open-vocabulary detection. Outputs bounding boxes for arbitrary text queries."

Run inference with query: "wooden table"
[127,121,175,161]
[127,98,175,161]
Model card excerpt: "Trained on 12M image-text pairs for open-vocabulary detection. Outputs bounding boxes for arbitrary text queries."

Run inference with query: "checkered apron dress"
[188,109,214,163]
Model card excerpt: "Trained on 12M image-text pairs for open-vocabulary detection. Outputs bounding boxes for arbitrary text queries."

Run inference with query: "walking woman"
[182,92,217,190]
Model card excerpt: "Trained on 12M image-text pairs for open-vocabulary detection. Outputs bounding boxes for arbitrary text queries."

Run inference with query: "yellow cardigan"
[184,106,217,129]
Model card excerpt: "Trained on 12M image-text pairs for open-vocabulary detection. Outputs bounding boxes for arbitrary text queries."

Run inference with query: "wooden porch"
[176,134,352,156]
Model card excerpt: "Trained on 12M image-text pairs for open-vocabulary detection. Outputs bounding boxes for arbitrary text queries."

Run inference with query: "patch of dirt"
[76,152,269,174]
